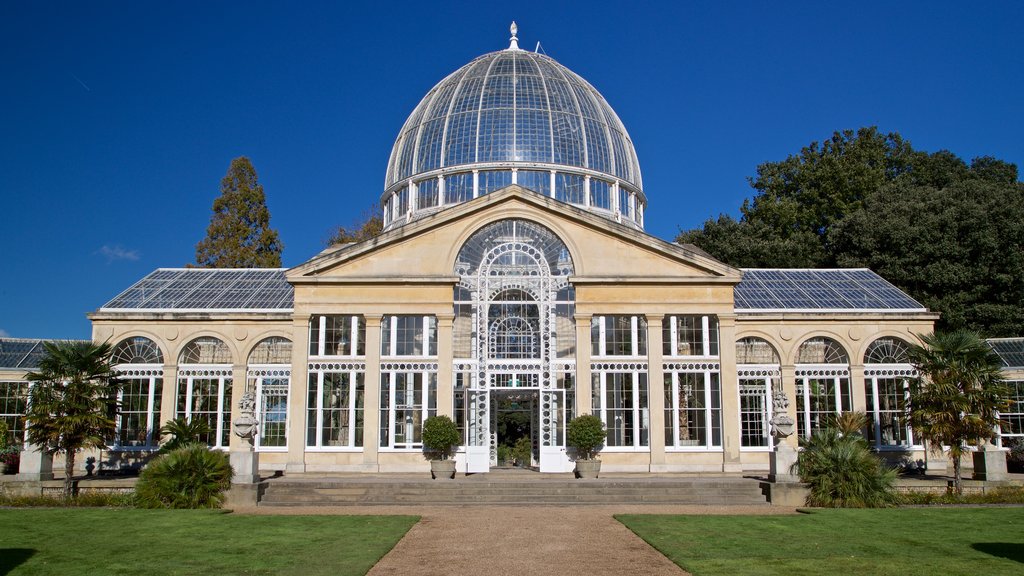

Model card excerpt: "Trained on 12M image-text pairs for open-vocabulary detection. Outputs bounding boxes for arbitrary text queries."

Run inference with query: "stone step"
[257,477,769,506]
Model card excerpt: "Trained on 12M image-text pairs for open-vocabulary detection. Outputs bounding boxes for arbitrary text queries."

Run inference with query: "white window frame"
[591,363,649,451]
[795,365,851,440]
[112,365,163,450]
[664,363,722,452]
[176,365,232,450]
[248,365,290,452]
[379,363,438,451]
[306,363,364,452]
[737,366,778,452]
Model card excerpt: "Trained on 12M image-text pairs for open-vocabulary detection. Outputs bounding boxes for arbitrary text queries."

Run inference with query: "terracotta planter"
[574,459,601,479]
[430,459,457,480]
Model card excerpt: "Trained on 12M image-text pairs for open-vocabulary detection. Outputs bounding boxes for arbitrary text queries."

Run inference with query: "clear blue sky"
[2,1,1022,339]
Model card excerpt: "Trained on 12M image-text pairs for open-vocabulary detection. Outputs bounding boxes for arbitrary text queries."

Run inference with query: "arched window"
[795,337,851,439]
[489,289,541,360]
[736,337,780,449]
[111,336,164,449]
[864,337,911,364]
[863,337,918,449]
[247,337,292,450]
[112,336,164,365]
[179,337,232,364]
[177,336,233,448]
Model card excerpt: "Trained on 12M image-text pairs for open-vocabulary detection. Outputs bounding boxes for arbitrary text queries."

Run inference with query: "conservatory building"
[70,28,949,476]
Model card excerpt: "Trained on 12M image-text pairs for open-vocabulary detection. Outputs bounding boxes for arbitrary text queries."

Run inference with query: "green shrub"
[567,414,606,460]
[496,444,512,464]
[421,415,460,460]
[797,414,898,508]
[135,444,233,509]
[1004,437,1024,473]
[512,437,532,466]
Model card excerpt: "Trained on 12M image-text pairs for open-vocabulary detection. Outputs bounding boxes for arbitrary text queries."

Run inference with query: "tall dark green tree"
[25,341,121,499]
[829,164,1024,336]
[678,127,915,267]
[678,127,1024,335]
[195,157,283,267]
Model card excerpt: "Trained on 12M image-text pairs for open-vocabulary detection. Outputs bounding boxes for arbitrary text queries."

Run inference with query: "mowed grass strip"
[0,509,418,576]
[618,508,1024,576]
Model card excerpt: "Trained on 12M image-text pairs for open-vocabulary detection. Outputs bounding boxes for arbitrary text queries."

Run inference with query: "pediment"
[287,186,740,285]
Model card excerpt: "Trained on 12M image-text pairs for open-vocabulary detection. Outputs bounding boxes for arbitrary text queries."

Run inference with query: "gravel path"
[234,504,797,575]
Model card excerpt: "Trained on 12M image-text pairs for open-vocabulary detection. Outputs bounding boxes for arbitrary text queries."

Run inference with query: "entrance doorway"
[454,219,577,474]
[491,390,537,468]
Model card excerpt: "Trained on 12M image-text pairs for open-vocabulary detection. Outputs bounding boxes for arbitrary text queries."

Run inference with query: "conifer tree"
[195,157,283,267]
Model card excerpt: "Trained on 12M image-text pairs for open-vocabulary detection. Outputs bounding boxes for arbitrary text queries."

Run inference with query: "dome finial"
[508,21,520,51]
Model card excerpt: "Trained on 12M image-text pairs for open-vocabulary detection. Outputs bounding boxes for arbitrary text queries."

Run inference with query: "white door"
[539,389,572,472]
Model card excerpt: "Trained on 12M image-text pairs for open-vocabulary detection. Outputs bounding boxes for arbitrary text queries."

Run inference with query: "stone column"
[228,363,247,451]
[646,317,666,470]
[718,314,743,473]
[574,313,593,416]
[436,313,455,417]
[849,362,867,417]
[285,317,309,473]
[160,363,178,431]
[362,315,383,471]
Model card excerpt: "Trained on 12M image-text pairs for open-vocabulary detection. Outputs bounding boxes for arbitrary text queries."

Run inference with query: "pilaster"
[436,313,455,417]
[718,314,743,472]
[285,317,309,473]
[574,314,592,415]
[646,316,665,468]
[362,315,383,470]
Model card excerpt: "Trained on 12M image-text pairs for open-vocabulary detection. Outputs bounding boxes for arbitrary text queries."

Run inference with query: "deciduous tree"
[326,204,383,246]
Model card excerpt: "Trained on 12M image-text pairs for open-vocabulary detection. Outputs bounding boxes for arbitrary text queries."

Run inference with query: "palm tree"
[25,341,120,499]
[908,330,1009,494]
[158,417,212,453]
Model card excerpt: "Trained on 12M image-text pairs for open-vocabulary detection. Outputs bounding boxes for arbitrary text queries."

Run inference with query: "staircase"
[258,472,769,506]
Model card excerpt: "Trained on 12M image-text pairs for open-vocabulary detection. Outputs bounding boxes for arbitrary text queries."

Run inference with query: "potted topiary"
[567,414,606,479]
[422,415,460,480]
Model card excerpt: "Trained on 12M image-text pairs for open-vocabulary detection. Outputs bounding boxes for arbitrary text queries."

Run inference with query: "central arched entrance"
[454,219,576,473]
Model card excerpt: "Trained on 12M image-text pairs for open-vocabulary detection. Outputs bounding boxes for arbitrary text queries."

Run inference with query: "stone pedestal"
[224,483,261,508]
[769,443,800,483]
[972,444,1008,481]
[230,449,260,485]
[15,445,54,482]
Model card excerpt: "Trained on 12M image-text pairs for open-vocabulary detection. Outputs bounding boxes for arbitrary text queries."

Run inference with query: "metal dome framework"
[383,29,645,230]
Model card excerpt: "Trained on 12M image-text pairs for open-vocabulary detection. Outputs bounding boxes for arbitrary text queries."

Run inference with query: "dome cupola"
[383,23,645,229]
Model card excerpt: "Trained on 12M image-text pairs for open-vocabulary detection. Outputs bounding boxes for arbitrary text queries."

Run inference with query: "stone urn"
[430,459,457,480]
[574,459,601,479]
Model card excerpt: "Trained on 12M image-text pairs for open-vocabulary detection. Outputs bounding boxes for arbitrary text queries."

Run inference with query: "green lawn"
[618,508,1024,576]
[0,509,418,575]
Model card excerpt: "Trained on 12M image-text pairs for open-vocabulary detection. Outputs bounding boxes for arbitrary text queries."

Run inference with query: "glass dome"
[382,26,645,230]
